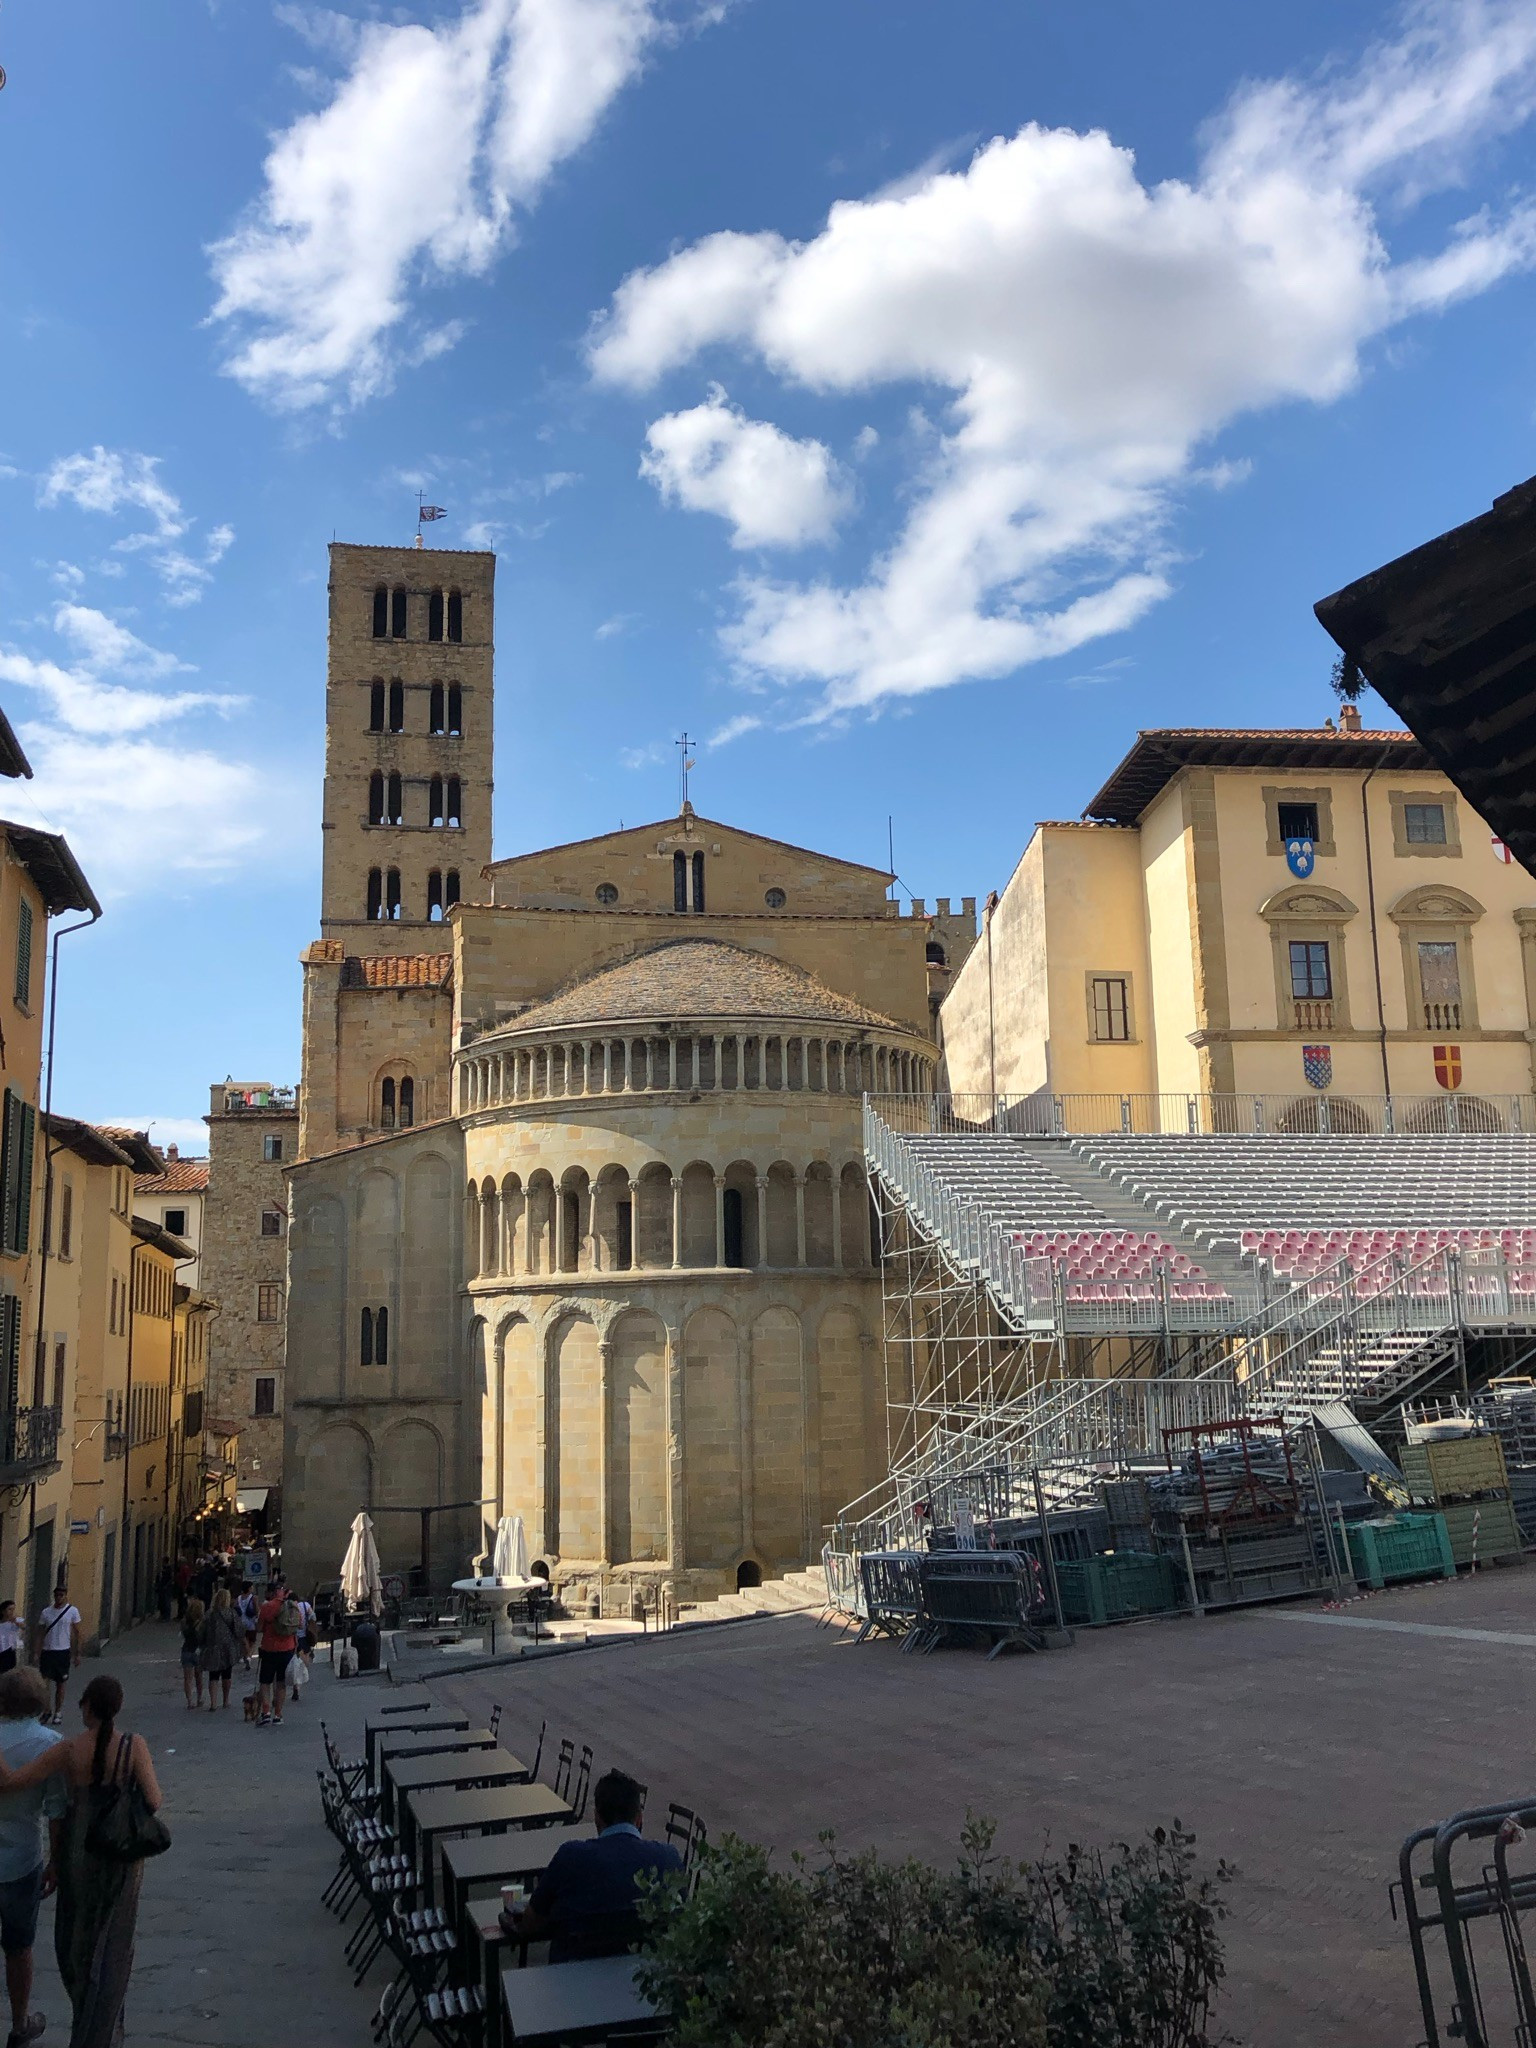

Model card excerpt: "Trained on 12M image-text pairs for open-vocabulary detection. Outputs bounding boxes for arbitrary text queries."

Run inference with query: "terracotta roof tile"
[342,953,453,990]
[501,939,909,1035]
[135,1161,210,1194]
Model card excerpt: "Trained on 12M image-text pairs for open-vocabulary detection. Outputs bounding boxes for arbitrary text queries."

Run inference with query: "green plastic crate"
[1438,1497,1523,1566]
[1345,1512,1455,1590]
[1055,1552,1181,1626]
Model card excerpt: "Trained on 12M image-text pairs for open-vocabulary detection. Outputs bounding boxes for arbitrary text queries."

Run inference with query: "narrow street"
[20,1622,383,2048]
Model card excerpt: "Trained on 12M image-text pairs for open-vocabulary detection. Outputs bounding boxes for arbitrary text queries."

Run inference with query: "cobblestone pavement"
[18,1621,386,2048]
[431,1562,1536,2048]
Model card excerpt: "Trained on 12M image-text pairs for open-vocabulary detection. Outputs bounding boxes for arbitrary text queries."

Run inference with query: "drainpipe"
[120,1241,138,1628]
[1360,769,1391,1102]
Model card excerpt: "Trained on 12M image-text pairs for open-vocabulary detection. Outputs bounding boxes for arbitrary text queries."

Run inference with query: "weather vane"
[416,495,446,547]
[676,732,696,811]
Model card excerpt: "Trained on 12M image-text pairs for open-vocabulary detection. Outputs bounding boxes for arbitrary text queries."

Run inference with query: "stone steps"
[677,1565,828,1629]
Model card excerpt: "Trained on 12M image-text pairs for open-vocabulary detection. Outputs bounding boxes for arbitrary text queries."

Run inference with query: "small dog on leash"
[242,1692,261,1723]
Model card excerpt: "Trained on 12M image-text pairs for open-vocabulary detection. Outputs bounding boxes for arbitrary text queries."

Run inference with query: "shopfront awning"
[236,1487,270,1513]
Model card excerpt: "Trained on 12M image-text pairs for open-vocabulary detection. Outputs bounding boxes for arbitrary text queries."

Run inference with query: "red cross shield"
[1433,1044,1462,1091]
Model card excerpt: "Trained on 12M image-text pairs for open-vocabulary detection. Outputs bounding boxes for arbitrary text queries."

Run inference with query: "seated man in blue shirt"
[503,1769,684,1962]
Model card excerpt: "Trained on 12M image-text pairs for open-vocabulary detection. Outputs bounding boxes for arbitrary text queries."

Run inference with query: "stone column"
[755,1176,769,1270]
[623,1039,632,1092]
[671,1177,683,1270]
[712,1035,723,1089]
[713,1174,726,1268]
[691,1038,701,1089]
[525,1189,538,1276]
[669,1038,678,1091]
[598,1334,613,1572]
[795,1171,807,1267]
[831,1172,843,1271]
[734,1035,744,1089]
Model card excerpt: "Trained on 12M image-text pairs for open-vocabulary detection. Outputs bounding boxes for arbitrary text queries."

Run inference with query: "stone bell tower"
[320,543,496,951]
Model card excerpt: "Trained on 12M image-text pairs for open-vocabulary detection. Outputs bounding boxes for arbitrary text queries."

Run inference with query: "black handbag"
[84,1734,170,1864]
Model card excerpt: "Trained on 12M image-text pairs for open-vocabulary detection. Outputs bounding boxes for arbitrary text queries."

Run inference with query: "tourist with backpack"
[254,1579,301,1727]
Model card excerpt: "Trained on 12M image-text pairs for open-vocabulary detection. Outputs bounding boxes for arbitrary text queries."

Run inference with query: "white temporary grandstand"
[845,1095,1536,1550]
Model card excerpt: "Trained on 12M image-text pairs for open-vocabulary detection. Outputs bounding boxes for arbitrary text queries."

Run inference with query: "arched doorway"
[736,1559,763,1590]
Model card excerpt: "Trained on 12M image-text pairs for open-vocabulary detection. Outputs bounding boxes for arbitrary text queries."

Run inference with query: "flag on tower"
[419,504,447,522]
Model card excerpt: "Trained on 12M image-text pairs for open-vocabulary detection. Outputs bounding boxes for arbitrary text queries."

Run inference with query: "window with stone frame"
[253,1375,276,1416]
[256,1283,282,1322]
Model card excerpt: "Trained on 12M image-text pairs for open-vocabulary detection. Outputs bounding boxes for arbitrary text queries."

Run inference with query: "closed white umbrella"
[340,1511,383,1615]
[491,1514,529,1583]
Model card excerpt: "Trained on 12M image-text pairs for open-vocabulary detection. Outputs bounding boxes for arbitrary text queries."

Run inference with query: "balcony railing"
[1424,1001,1462,1031]
[0,1407,60,1482]
[1293,998,1334,1031]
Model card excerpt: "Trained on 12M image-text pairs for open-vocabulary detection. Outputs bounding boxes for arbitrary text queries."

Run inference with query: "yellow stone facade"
[940,722,1536,1120]
[283,542,969,1598]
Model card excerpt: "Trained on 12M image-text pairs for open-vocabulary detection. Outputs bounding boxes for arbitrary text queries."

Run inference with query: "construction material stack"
[1149,1420,1323,1609]
[1470,1380,1536,1544]
[1399,1424,1521,1567]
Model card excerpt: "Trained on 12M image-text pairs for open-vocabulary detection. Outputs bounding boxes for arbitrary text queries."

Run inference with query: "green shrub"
[636,1813,1233,2048]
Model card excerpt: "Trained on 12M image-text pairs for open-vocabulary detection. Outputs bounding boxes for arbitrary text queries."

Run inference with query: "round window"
[595,883,619,904]
[765,887,786,908]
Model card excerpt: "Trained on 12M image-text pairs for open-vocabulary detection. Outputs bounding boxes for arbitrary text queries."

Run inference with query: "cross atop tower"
[676,732,696,814]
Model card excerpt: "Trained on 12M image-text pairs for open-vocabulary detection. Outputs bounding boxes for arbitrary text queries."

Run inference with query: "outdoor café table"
[375,1728,497,1779]
[384,1751,531,1826]
[408,1783,571,1901]
[365,1710,469,1779]
[501,1957,663,2047]
[442,1833,551,1941]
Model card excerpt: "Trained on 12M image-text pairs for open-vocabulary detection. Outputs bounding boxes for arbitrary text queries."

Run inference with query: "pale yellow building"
[941,714,1536,1129]
[281,542,971,1601]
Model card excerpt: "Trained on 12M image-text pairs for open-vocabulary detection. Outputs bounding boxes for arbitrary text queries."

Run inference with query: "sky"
[3,0,1536,1153]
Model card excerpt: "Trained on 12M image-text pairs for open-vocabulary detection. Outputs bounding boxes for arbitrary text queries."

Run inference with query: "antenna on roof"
[676,732,696,813]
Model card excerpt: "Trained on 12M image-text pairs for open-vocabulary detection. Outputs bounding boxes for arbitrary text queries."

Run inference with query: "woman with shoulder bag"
[0,1673,166,2047]
[200,1590,242,1712]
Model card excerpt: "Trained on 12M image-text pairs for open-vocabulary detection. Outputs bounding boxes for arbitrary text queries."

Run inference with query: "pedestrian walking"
[32,1591,80,1729]
[255,1579,301,1727]
[153,1564,173,1624]
[178,1601,206,1710]
[285,1593,317,1710]
[0,1666,67,2048]
[172,1560,190,1622]
[234,1588,257,1670]
[0,1672,164,2048]
[0,1609,24,1680]
[199,1592,241,1712]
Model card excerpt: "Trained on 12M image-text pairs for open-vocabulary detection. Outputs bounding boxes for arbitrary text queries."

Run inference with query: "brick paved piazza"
[433,1565,1536,2048]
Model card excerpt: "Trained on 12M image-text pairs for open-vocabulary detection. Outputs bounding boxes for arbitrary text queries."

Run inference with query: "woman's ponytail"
[80,1673,123,1783]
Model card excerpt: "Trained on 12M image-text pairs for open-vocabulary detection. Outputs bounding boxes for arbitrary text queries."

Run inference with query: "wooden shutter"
[0,1091,16,1254]
[2,1296,20,1410]
[15,1103,35,1256]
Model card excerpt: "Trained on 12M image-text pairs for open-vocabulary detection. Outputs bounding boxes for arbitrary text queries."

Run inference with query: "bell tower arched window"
[388,680,404,732]
[445,869,460,908]
[380,1077,396,1128]
[368,772,384,825]
[448,685,462,734]
[430,776,444,827]
[446,777,461,827]
[673,851,687,912]
[399,1077,414,1126]
[360,1307,373,1366]
[386,868,401,920]
[429,684,444,734]
[428,589,444,641]
[366,868,383,920]
[369,681,385,731]
[692,849,705,912]
[386,771,402,824]
[371,587,388,639]
[390,587,407,639]
[428,870,443,921]
[447,590,462,642]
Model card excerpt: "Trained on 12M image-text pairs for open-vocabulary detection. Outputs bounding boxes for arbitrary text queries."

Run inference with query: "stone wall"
[202,1096,298,1499]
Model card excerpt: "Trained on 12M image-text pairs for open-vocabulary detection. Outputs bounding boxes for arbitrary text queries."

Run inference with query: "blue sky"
[3,0,1536,1150]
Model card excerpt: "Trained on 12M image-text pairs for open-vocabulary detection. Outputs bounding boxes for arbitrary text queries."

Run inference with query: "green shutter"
[3,1297,20,1409]
[0,1091,16,1254]
[15,1103,35,1255]
[13,899,32,1009]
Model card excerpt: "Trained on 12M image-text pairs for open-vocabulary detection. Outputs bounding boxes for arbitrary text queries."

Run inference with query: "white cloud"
[595,611,638,638]
[15,726,291,896]
[103,1116,209,1159]
[37,448,234,604]
[590,0,1536,714]
[40,448,184,538]
[209,0,666,410]
[639,387,850,548]
[0,648,241,739]
[51,604,190,678]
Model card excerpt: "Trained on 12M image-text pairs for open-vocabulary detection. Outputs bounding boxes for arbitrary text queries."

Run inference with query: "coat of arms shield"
[1433,1044,1462,1091]
[1302,1044,1332,1090]
[1286,837,1316,879]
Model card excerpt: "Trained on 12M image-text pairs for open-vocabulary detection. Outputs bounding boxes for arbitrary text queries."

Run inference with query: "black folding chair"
[488,1702,502,1741]
[552,1736,575,1800]
[527,1716,544,1780]
[564,1744,593,1825]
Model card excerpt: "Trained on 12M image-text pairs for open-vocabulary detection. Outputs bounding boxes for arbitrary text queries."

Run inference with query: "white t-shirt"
[0,1620,23,1656]
[38,1605,79,1654]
